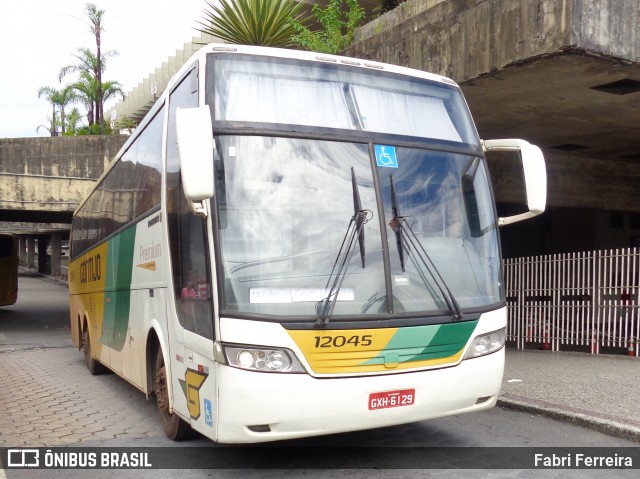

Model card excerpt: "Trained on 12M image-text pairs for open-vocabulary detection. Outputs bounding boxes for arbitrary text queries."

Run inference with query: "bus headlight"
[463,328,506,360]
[223,345,306,373]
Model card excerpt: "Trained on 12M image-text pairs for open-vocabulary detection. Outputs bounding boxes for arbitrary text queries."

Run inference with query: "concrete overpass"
[2,0,639,275]
[0,135,126,276]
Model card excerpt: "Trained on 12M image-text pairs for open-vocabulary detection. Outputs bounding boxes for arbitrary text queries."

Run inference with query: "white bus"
[69,44,546,443]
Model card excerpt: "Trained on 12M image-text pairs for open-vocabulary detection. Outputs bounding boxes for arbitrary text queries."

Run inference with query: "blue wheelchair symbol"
[204,399,213,427]
[375,145,398,168]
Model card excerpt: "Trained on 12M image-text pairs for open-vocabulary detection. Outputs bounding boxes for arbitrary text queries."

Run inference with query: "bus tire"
[154,349,192,440]
[83,326,106,375]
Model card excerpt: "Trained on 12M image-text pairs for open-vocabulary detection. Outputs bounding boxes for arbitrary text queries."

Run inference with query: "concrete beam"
[345,0,639,80]
[0,135,127,226]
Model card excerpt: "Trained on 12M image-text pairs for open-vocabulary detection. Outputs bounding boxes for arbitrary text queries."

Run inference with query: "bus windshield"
[207,53,499,321]
[213,136,501,319]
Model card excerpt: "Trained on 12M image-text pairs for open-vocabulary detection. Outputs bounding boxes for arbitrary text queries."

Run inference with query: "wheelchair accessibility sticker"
[204,398,213,427]
[375,145,398,168]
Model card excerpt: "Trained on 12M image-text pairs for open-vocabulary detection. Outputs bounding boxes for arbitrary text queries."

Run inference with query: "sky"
[1,1,212,138]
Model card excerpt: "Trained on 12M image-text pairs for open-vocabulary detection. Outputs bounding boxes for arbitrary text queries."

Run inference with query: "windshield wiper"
[315,168,369,328]
[388,174,464,321]
[352,167,366,268]
[389,175,406,272]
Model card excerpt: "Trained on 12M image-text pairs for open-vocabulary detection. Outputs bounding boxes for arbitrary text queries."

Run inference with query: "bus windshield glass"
[210,54,479,145]
[212,136,501,319]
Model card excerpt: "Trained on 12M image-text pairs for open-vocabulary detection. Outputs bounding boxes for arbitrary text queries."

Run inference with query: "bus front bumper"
[215,348,504,443]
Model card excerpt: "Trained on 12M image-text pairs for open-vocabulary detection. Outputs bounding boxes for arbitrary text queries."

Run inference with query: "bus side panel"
[69,215,168,390]
[125,214,168,391]
[68,242,108,364]
[124,287,167,391]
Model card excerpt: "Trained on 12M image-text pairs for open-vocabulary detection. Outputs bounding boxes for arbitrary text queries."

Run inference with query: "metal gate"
[504,248,639,356]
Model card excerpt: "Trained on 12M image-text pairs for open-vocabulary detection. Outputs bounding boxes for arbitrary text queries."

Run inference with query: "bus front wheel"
[154,349,192,440]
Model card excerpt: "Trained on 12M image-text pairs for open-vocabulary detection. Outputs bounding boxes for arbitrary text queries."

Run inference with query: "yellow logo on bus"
[179,369,208,420]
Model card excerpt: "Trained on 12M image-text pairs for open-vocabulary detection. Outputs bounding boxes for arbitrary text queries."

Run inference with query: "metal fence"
[504,248,640,356]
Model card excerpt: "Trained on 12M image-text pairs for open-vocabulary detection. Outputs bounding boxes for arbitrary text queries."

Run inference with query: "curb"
[497,397,640,443]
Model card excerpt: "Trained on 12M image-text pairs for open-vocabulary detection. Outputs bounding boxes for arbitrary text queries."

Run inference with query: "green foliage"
[114,115,137,131]
[76,122,112,136]
[62,108,85,136]
[290,0,365,54]
[197,0,309,47]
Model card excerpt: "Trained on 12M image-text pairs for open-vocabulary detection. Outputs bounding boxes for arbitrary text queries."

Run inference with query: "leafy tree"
[290,0,365,54]
[197,0,309,47]
[37,86,79,135]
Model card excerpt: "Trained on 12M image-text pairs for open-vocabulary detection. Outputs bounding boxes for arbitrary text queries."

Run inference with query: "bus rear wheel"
[83,326,106,375]
[154,349,192,440]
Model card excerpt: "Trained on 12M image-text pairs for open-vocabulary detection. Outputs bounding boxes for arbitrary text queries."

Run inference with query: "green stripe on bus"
[410,320,478,361]
[361,320,478,366]
[101,226,137,351]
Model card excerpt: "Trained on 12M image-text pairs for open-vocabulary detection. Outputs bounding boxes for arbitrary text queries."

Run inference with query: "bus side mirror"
[176,106,215,216]
[483,139,547,226]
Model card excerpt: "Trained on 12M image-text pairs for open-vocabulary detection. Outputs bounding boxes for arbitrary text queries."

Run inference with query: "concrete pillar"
[27,236,35,270]
[50,233,61,277]
[37,236,47,274]
[18,237,27,266]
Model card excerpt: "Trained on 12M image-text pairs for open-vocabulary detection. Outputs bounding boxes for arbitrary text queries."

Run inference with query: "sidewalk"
[500,349,640,442]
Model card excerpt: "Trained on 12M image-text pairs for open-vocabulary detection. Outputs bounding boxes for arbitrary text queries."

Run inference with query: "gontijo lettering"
[79,254,101,284]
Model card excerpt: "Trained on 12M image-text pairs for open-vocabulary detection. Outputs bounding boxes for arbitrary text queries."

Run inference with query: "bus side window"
[166,66,214,340]
[174,192,214,340]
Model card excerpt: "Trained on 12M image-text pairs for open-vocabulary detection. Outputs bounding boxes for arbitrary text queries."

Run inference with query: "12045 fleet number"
[314,335,372,348]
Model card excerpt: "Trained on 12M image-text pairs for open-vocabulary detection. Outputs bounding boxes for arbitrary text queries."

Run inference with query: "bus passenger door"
[166,197,217,440]
[165,65,218,440]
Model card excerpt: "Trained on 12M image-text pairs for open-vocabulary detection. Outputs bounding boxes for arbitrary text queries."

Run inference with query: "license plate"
[368,388,415,410]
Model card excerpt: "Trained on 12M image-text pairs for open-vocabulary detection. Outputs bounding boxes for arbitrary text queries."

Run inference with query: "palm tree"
[68,71,124,132]
[64,108,85,136]
[59,4,115,134]
[59,47,117,129]
[37,86,79,135]
[84,3,107,134]
[66,71,97,127]
[197,0,309,47]
[36,114,59,137]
